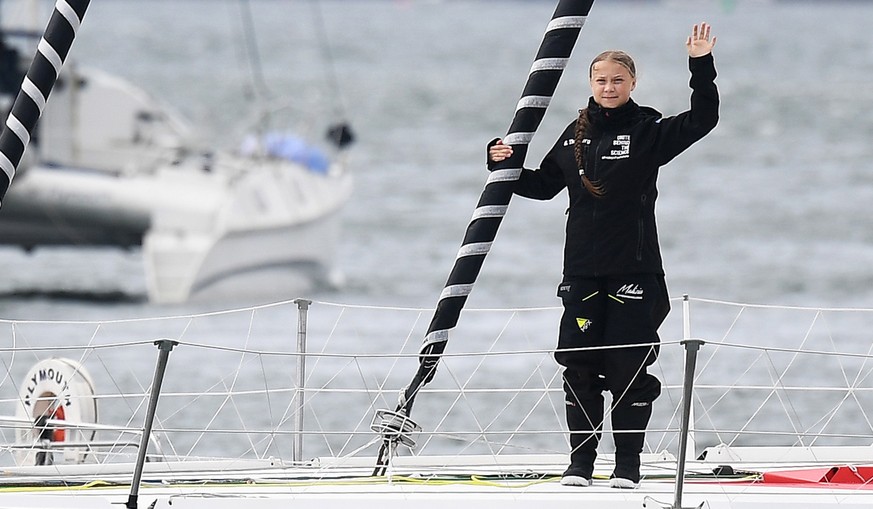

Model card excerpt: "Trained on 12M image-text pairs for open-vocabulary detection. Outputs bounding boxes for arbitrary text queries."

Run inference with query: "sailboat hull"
[143,205,346,304]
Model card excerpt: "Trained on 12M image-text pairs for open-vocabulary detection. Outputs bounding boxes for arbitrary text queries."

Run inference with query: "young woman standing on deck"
[487,22,718,489]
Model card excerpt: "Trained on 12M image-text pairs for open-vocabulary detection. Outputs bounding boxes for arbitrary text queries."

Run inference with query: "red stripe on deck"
[761,466,873,487]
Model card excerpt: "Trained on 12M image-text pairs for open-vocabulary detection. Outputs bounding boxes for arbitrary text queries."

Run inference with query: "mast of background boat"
[372,0,595,475]
[0,0,90,206]
[235,0,354,150]
[309,0,354,149]
[237,0,272,103]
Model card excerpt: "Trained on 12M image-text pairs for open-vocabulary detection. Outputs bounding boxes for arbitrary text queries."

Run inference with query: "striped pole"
[373,0,595,473]
[0,0,90,206]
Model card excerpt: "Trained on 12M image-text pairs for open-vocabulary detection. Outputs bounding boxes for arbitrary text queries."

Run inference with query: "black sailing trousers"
[555,274,667,481]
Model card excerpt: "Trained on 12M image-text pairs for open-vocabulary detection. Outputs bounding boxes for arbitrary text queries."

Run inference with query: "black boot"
[561,381,604,486]
[610,398,653,486]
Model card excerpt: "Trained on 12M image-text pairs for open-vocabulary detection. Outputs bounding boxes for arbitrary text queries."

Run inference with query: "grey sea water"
[1,0,873,461]
[3,0,873,319]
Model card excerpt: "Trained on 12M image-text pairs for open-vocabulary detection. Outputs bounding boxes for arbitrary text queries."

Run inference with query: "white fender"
[14,358,98,466]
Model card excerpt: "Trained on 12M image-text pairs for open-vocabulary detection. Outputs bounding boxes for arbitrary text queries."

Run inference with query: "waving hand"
[687,22,716,57]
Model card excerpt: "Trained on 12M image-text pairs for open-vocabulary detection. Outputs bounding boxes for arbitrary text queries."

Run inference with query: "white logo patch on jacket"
[602,134,630,160]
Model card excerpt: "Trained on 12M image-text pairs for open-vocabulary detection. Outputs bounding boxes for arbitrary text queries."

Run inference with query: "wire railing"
[1,295,872,476]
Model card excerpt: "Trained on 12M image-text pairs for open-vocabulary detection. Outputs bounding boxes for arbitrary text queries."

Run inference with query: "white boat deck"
[2,296,873,507]
[2,454,873,508]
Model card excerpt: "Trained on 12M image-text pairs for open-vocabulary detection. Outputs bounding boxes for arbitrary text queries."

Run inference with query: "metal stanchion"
[292,298,311,463]
[673,333,704,509]
[126,339,177,509]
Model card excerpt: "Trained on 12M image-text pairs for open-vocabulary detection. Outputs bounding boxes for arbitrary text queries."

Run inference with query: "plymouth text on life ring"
[24,367,72,409]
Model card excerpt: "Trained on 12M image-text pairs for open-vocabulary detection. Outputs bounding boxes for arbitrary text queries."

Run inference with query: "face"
[589,60,636,109]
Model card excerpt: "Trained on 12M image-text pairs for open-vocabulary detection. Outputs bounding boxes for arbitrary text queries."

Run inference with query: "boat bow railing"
[2,296,873,500]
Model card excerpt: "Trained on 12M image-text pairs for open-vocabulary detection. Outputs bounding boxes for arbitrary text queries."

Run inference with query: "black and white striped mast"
[0,0,90,205]
[372,0,596,475]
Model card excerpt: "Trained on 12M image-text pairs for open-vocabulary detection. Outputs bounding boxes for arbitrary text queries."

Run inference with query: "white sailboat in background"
[0,0,354,304]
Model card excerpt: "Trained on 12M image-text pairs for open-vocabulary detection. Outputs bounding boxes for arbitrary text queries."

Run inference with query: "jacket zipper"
[588,138,605,273]
[636,193,647,261]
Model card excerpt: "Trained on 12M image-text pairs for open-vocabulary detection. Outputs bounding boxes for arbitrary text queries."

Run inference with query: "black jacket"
[501,54,719,279]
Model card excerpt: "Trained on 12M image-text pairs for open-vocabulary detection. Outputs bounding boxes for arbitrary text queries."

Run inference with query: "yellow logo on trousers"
[576,318,591,332]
